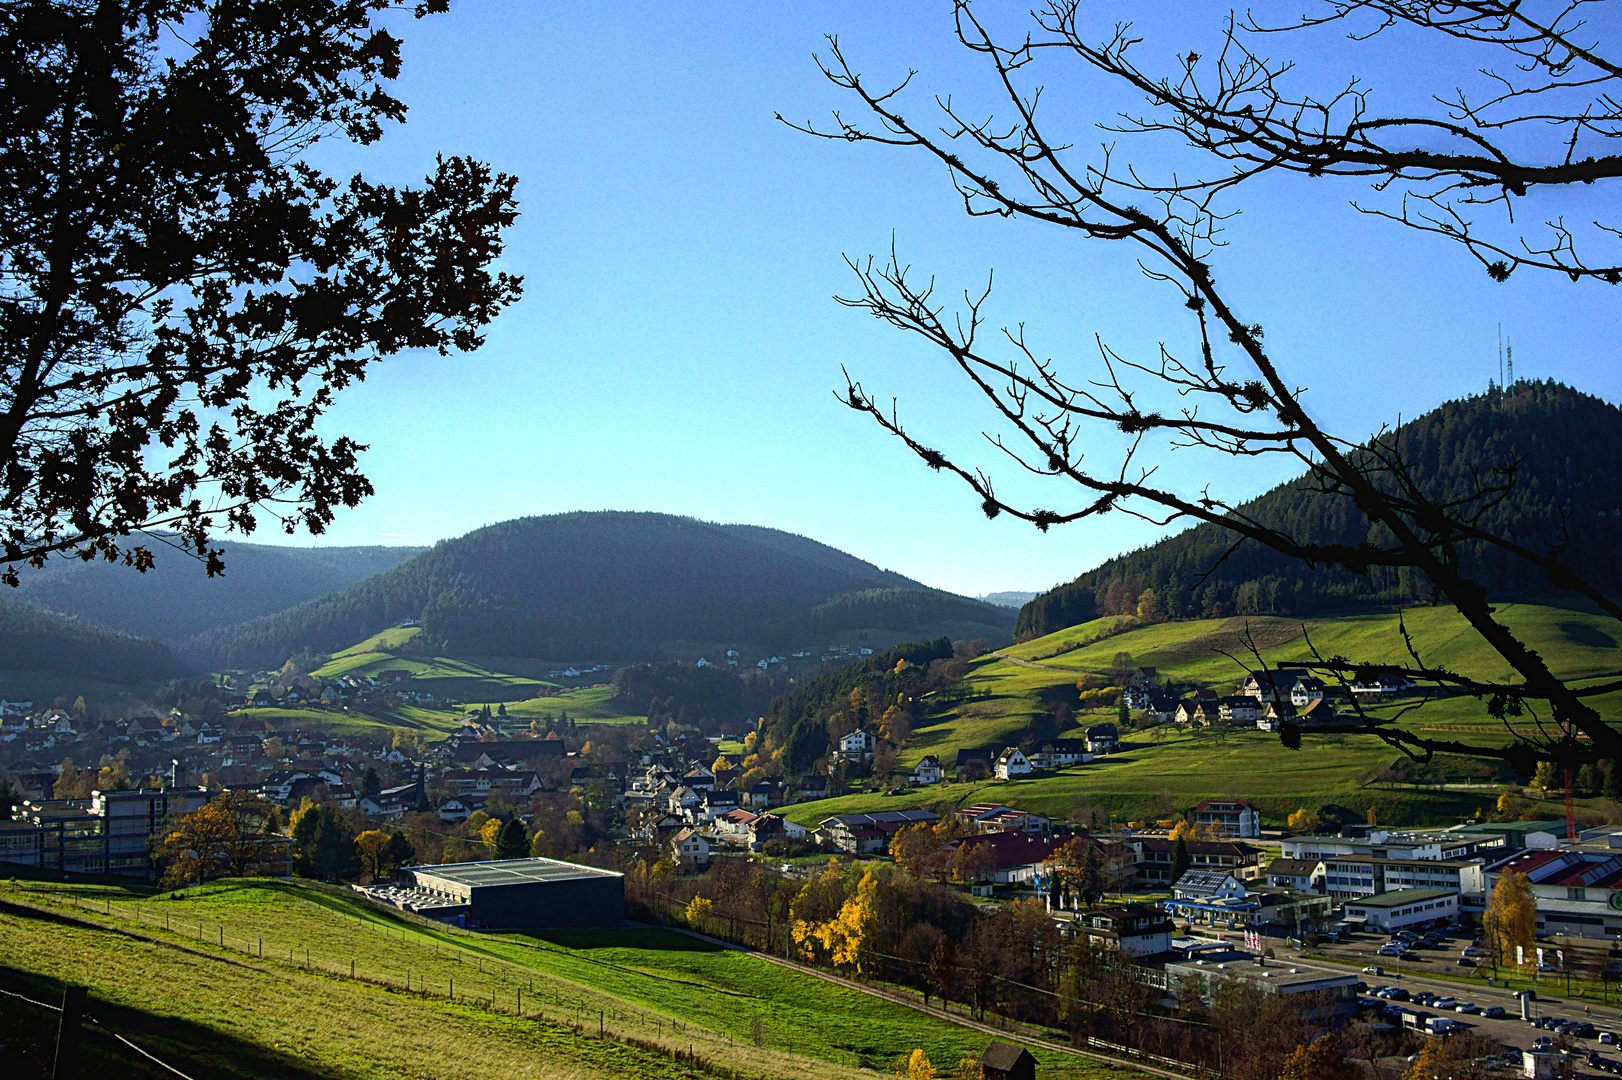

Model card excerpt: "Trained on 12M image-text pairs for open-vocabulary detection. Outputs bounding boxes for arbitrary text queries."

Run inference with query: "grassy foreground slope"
[0,878,1142,1080]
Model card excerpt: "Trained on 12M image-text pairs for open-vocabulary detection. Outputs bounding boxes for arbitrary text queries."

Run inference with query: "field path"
[989,651,1056,671]
[668,927,1198,1080]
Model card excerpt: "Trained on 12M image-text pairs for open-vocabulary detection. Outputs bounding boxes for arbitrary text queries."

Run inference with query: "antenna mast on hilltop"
[1506,340,1514,387]
[1497,324,1504,388]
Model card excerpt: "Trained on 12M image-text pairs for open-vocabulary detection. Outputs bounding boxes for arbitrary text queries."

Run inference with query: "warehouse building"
[358,856,625,929]
[1342,888,1459,931]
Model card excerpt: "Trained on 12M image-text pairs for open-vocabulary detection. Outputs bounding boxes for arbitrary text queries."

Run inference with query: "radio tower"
[1506,340,1514,387]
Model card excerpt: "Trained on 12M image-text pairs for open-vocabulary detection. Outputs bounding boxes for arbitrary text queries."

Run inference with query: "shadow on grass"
[0,967,341,1080]
[517,927,723,953]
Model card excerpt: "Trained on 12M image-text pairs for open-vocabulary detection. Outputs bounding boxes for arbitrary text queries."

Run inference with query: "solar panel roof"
[405,857,621,888]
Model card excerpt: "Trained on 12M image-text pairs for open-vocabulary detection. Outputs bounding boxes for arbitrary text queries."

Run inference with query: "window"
[1568,887,1587,901]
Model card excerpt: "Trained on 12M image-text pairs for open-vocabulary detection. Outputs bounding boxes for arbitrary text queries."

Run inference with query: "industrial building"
[359,856,625,929]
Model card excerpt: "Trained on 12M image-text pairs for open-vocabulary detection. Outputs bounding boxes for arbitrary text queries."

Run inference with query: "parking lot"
[1276,926,1622,1064]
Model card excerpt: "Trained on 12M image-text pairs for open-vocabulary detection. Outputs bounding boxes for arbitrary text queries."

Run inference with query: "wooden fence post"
[52,984,86,1080]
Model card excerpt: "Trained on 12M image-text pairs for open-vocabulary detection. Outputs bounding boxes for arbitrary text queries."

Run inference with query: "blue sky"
[270,1,1621,597]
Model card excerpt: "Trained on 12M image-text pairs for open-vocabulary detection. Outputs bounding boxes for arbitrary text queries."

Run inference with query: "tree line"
[1017,383,1622,639]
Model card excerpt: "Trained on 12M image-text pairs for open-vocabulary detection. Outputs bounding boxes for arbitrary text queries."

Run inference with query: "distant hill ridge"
[13,538,424,642]
[1017,381,1622,638]
[0,598,179,683]
[188,511,1015,671]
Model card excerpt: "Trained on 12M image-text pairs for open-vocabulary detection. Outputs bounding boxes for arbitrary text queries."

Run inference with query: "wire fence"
[7,884,1199,1080]
[0,983,196,1080]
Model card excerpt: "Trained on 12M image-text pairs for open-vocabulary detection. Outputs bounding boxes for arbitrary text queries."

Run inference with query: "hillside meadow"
[0,878,1143,1080]
[784,603,1621,826]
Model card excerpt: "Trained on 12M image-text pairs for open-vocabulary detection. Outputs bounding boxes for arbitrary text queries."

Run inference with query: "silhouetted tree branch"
[1,0,522,584]
[785,0,1620,769]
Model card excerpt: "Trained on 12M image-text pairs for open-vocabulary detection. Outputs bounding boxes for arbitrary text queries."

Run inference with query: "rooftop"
[405,857,622,888]
[1342,888,1458,908]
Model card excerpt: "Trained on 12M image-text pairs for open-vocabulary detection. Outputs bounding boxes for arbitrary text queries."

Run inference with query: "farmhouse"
[838,729,876,760]
[361,856,625,930]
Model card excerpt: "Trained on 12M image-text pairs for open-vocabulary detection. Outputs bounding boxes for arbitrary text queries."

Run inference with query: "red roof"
[946,831,1064,872]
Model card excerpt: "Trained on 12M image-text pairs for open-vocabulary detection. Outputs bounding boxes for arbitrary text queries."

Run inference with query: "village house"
[1173,700,1221,726]
[1217,697,1264,725]
[838,729,877,761]
[910,755,944,785]
[958,804,1052,836]
[1240,669,1310,700]
[1266,857,1325,893]
[1132,837,1266,886]
[817,809,939,855]
[1028,740,1090,770]
[1189,799,1262,839]
[1070,903,1175,957]
[940,831,1065,887]
[993,747,1032,780]
[1290,677,1327,707]
[670,827,711,868]
[1084,724,1119,754]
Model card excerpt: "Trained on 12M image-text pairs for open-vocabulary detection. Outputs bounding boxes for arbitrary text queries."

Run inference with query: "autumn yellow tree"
[1529,761,1558,793]
[955,1052,982,1080]
[814,869,879,970]
[1483,871,1537,973]
[479,817,503,852]
[354,829,390,880]
[1279,1038,1356,1080]
[711,755,734,773]
[685,895,714,927]
[893,1049,936,1080]
[1287,808,1322,834]
[891,822,941,877]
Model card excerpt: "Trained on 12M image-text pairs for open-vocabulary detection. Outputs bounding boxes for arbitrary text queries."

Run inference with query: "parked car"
[1462,946,1485,957]
[1456,1003,1479,1014]
[1457,958,1478,968]
[1363,965,1383,975]
[1483,1006,1506,1019]
[1399,951,1422,962]
[1600,1032,1617,1045]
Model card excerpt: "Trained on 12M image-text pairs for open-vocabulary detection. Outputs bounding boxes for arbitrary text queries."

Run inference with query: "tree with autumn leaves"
[1483,870,1537,976]
[155,790,284,887]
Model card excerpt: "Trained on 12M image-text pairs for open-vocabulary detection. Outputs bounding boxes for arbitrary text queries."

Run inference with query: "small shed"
[980,1041,1037,1080]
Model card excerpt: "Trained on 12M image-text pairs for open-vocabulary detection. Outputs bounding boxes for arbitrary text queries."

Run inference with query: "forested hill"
[1017,381,1622,638]
[0,599,179,684]
[13,538,424,642]
[188,512,1015,671]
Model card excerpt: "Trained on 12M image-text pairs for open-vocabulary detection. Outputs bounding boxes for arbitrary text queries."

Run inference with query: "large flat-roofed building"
[1158,952,1359,1022]
[1342,888,1459,931]
[361,857,625,929]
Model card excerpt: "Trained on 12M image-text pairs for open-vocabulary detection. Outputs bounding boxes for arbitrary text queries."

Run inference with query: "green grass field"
[310,626,559,702]
[0,878,1145,1080]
